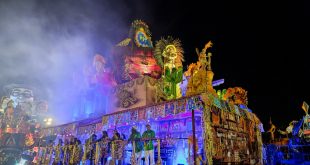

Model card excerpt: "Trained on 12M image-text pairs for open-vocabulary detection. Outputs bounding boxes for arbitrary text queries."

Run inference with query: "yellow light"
[46,121,51,125]
[48,118,52,122]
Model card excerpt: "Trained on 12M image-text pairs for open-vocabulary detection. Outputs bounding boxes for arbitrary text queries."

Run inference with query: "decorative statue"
[222,87,248,105]
[154,36,184,100]
[164,67,183,99]
[196,41,213,71]
[0,96,10,114]
[278,120,298,138]
[186,41,216,96]
[91,54,116,87]
[267,118,276,143]
[217,89,227,100]
[154,36,184,74]
[4,85,34,108]
[113,20,161,83]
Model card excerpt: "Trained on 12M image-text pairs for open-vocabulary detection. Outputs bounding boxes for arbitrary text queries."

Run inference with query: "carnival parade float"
[0,84,52,164]
[4,20,264,165]
[263,101,310,164]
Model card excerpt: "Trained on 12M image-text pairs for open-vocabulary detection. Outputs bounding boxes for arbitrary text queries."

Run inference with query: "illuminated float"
[38,20,263,165]
[0,84,51,164]
[263,101,310,164]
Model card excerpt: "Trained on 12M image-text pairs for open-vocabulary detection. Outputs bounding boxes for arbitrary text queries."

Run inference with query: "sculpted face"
[9,87,34,107]
[95,61,104,73]
[1,97,10,109]
[163,45,177,60]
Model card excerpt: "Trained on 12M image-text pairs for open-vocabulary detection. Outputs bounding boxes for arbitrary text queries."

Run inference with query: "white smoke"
[0,0,130,124]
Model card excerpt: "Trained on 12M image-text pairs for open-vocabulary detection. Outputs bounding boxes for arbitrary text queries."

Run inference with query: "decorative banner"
[108,115,115,126]
[160,121,169,132]
[77,127,83,135]
[154,104,165,118]
[165,102,175,116]
[176,99,186,114]
[194,97,205,111]
[114,114,122,125]
[130,110,138,122]
[120,112,130,124]
[138,108,146,121]
[55,127,62,135]
[146,106,154,119]
[96,123,103,132]
[102,116,108,125]
[186,97,196,111]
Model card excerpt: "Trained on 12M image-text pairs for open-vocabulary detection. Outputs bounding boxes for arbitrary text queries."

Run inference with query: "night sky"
[0,0,309,128]
[114,0,310,130]
[133,0,310,131]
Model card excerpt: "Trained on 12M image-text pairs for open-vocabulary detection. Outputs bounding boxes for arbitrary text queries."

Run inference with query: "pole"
[192,109,197,165]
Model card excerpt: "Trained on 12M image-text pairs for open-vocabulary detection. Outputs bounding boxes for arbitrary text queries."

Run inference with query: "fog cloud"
[0,0,133,124]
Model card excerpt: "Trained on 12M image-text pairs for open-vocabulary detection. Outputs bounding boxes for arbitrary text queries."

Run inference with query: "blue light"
[175,141,187,165]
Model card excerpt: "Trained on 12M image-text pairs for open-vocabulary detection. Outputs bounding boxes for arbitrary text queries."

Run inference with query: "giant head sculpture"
[4,84,34,108]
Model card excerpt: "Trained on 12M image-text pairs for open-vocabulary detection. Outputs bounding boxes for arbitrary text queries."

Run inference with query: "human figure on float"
[87,54,116,116]
[142,124,156,165]
[129,126,143,165]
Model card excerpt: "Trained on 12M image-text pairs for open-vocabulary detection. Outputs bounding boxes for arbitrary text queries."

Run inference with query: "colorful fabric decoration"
[154,104,165,118]
[176,99,186,114]
[165,102,175,116]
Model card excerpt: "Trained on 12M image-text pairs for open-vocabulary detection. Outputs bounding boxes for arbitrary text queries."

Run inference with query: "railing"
[35,137,201,165]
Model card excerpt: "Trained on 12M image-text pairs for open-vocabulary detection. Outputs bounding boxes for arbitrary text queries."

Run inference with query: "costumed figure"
[53,139,64,165]
[87,134,97,165]
[99,131,110,165]
[69,137,77,165]
[89,54,116,116]
[129,126,143,165]
[44,140,54,165]
[267,118,276,143]
[111,131,126,165]
[4,100,15,129]
[62,140,70,165]
[70,139,83,165]
[186,41,216,96]
[154,36,184,100]
[142,124,156,165]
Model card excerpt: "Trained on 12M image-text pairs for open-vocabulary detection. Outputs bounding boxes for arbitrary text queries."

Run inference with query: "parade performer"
[99,131,110,165]
[72,139,83,165]
[53,139,63,165]
[142,124,156,165]
[88,134,97,165]
[63,140,70,165]
[129,126,143,165]
[111,131,126,165]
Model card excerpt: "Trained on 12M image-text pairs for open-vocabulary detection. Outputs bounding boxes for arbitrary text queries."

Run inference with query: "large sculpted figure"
[154,36,184,100]
[186,41,216,96]
[82,54,116,117]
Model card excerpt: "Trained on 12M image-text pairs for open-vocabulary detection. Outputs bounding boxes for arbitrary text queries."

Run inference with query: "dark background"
[122,0,310,130]
[0,0,309,128]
